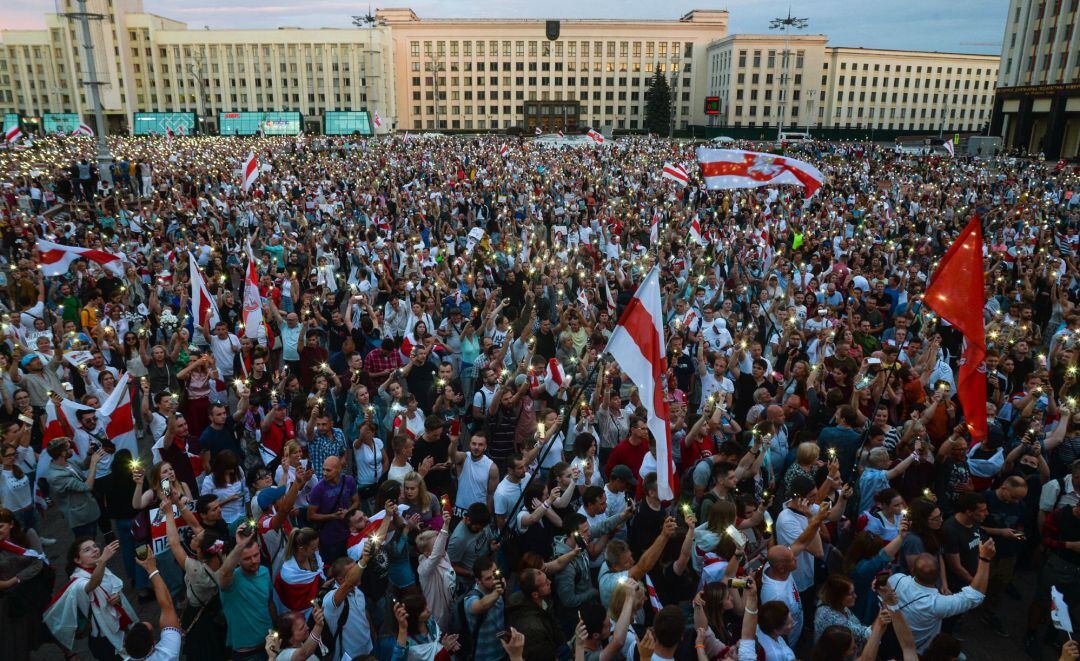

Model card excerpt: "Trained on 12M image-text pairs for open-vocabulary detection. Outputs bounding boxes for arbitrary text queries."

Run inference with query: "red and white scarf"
[0,538,48,563]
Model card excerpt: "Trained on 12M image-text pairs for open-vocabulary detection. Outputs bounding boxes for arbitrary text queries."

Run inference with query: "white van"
[779,131,812,142]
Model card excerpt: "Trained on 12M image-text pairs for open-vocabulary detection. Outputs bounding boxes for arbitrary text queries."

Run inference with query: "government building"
[0,1,1003,139]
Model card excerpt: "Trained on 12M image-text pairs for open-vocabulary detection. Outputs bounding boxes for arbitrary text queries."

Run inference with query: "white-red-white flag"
[586,129,605,144]
[603,277,617,316]
[499,144,510,158]
[689,218,707,247]
[189,252,221,330]
[36,239,124,277]
[535,126,543,136]
[71,123,94,137]
[943,139,955,157]
[4,125,22,144]
[650,213,660,244]
[557,130,565,138]
[242,151,260,191]
[242,258,263,341]
[98,372,138,456]
[165,126,174,145]
[372,110,383,130]
[662,162,689,187]
[604,266,673,499]
[543,358,570,397]
[697,147,824,198]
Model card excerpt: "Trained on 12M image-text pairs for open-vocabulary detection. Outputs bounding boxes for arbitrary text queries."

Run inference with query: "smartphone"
[135,544,150,560]
[103,530,117,545]
[160,479,172,497]
[496,631,512,643]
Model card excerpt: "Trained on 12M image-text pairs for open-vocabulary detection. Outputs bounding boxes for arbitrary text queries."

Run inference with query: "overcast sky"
[3,0,1008,55]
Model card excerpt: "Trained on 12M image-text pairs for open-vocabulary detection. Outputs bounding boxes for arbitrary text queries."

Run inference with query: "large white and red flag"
[372,110,383,130]
[499,144,510,158]
[36,239,124,277]
[71,123,94,137]
[543,358,570,397]
[689,217,707,247]
[242,258,263,341]
[604,266,674,500]
[662,162,689,187]
[242,151,260,191]
[4,125,22,144]
[189,252,221,329]
[696,148,824,198]
[586,129,605,144]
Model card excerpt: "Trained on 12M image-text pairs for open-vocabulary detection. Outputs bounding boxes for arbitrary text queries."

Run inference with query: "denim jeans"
[13,506,37,533]
[111,518,149,590]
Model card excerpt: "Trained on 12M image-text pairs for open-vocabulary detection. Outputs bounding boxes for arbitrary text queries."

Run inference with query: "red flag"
[924,215,987,441]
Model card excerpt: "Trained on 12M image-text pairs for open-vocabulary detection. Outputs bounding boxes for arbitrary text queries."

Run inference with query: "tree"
[644,68,672,136]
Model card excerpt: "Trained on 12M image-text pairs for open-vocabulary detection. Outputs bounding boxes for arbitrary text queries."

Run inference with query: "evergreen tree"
[644,68,672,135]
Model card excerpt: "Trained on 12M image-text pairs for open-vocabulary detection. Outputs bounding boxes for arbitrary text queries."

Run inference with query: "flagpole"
[496,355,606,542]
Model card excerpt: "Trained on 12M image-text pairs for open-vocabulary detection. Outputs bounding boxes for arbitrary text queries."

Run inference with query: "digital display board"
[133,112,197,136]
[704,97,720,115]
[3,113,19,134]
[43,113,82,134]
[218,111,302,136]
[324,111,372,136]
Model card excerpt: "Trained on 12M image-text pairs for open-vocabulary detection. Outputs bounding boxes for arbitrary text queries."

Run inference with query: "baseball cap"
[610,464,637,485]
[256,485,287,513]
[19,353,40,368]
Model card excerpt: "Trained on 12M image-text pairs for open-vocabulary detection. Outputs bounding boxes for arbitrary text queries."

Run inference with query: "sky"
[2,0,1008,55]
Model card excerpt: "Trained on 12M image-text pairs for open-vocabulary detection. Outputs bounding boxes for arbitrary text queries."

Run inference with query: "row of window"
[411,60,689,74]
[411,118,689,130]
[726,120,985,131]
[409,40,693,59]
[411,104,691,118]
[411,75,692,89]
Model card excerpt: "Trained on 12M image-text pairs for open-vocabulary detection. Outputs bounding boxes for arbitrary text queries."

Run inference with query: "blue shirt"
[307,428,347,477]
[221,565,272,651]
[818,425,862,482]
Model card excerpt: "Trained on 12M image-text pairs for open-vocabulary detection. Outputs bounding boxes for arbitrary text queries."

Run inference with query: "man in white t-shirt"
[122,553,182,660]
[322,551,375,660]
[203,321,241,381]
[760,500,831,649]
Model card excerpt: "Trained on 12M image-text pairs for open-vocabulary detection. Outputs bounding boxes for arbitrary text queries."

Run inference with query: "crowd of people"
[0,131,1078,661]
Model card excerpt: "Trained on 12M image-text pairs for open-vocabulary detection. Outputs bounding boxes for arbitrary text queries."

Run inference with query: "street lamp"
[803,88,816,132]
[351,8,387,136]
[59,0,114,185]
[188,52,209,132]
[769,11,808,142]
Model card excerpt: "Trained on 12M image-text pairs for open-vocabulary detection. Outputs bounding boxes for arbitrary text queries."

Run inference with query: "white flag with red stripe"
[242,151,260,191]
[661,162,689,187]
[586,129,605,144]
[650,214,660,244]
[535,126,543,136]
[943,139,955,157]
[242,258,263,341]
[499,144,510,158]
[4,125,22,144]
[36,239,124,277]
[604,266,674,499]
[189,252,221,330]
[544,358,570,397]
[697,148,824,198]
[372,110,383,130]
[97,372,138,456]
[689,218,707,247]
[557,130,565,138]
[603,277,617,316]
[71,123,94,137]
[644,574,663,611]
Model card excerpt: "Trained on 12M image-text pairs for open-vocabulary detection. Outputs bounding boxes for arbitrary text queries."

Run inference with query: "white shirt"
[494,475,528,531]
[760,570,803,649]
[0,467,33,511]
[887,572,985,652]
[321,584,372,660]
[775,503,818,592]
[209,333,241,377]
[141,626,182,660]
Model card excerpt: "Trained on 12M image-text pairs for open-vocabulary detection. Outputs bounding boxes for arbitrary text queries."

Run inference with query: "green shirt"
[221,565,272,651]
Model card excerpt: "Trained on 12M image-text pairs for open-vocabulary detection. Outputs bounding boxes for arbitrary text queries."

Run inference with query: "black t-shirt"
[199,423,241,462]
[326,322,350,354]
[983,488,1026,558]
[405,361,439,412]
[412,434,451,496]
[628,501,665,560]
[942,516,982,592]
[533,327,558,361]
[670,351,695,394]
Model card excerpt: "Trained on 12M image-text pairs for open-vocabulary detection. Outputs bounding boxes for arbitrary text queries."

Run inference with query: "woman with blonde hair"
[401,471,444,531]
[783,441,821,497]
[273,527,324,616]
[604,577,644,659]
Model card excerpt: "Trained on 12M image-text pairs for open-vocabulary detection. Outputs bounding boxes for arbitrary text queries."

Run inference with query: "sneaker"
[40,536,57,546]
[1024,631,1043,660]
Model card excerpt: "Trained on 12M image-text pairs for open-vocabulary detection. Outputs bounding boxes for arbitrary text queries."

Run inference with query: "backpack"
[452,587,488,658]
[310,583,350,660]
[464,388,488,433]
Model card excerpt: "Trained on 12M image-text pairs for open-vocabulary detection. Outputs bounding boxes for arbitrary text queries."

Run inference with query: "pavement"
[28,501,1072,661]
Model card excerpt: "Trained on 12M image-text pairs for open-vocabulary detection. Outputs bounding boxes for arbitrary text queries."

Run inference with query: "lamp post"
[803,88,816,133]
[769,11,808,143]
[61,0,114,185]
[188,52,209,132]
[351,8,387,136]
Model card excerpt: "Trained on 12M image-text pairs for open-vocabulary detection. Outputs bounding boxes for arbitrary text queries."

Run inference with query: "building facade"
[991,0,1080,157]
[0,0,396,134]
[706,35,999,135]
[377,8,728,133]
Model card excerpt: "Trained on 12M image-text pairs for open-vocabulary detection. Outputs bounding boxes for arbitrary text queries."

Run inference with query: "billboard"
[133,112,197,136]
[3,113,19,134]
[324,111,372,136]
[43,113,82,134]
[704,97,720,115]
[219,111,301,136]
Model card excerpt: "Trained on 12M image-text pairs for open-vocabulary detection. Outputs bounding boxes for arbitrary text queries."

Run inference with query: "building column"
[989,95,1005,137]
[1042,92,1068,159]
[1012,96,1035,152]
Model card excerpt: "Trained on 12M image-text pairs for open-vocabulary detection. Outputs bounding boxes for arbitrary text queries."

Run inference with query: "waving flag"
[499,144,510,158]
[697,148,824,198]
[650,213,660,244]
[535,126,542,136]
[98,372,138,456]
[543,358,569,397]
[587,129,605,144]
[37,239,124,277]
[557,130,565,138]
[689,218,707,247]
[1051,585,1074,633]
[71,123,94,137]
[242,151,260,191]
[942,139,955,157]
[372,110,383,130]
[924,215,986,441]
[662,162,689,187]
[189,252,221,330]
[5,125,22,144]
[242,258,263,342]
[604,266,673,499]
